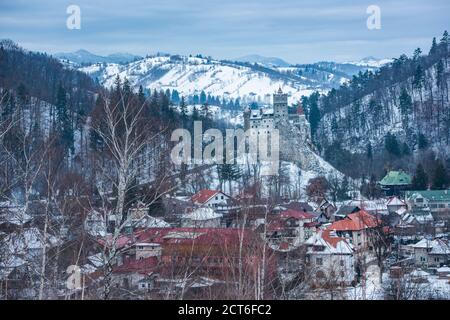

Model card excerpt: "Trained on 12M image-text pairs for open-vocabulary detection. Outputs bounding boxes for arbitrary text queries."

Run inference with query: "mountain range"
[54,49,142,65]
[60,49,391,104]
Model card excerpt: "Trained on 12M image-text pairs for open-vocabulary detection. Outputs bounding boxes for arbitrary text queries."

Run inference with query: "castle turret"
[273,87,288,123]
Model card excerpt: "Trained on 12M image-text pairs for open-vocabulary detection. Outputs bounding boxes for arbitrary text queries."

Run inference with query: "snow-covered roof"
[350,199,388,213]
[395,207,407,216]
[437,266,450,273]
[134,215,171,228]
[387,196,406,206]
[412,238,450,255]
[305,230,353,255]
[411,269,429,277]
[182,207,222,221]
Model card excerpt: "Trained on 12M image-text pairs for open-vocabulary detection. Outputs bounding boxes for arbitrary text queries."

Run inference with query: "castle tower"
[273,87,288,123]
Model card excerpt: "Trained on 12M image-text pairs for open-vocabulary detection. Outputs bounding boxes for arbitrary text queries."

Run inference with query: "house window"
[420,257,426,262]
[316,257,323,266]
[340,260,344,267]
[340,271,345,278]
[221,195,224,200]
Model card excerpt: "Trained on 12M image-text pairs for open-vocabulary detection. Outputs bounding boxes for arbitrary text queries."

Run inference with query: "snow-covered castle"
[243,88,311,140]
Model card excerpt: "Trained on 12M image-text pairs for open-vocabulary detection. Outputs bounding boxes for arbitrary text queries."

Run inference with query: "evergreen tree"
[171,89,180,104]
[200,90,207,104]
[55,84,74,154]
[138,85,146,105]
[192,105,199,120]
[384,132,401,157]
[436,59,445,88]
[193,94,199,105]
[429,37,438,56]
[399,88,412,116]
[412,163,428,190]
[439,30,449,55]
[412,65,425,92]
[413,47,422,61]
[308,92,321,137]
[432,160,449,190]
[201,102,210,119]
[418,133,428,150]
[366,143,373,160]
[179,96,187,118]
[401,142,411,156]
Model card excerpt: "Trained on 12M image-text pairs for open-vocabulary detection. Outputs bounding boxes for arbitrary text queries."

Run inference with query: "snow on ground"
[80,55,325,105]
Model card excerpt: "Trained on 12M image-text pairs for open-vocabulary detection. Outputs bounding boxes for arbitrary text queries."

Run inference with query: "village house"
[386,196,407,214]
[326,210,379,252]
[332,204,361,222]
[410,238,450,268]
[181,207,223,228]
[379,170,412,196]
[190,189,238,216]
[314,198,337,222]
[265,208,317,250]
[405,190,450,221]
[99,227,278,298]
[305,229,355,286]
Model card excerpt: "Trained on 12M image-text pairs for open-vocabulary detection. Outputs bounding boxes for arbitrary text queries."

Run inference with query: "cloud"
[0,0,448,63]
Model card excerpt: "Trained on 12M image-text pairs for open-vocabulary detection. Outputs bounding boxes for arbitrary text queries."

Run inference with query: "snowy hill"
[54,49,142,65]
[73,51,391,105]
[344,56,393,68]
[235,54,291,67]
[79,54,330,105]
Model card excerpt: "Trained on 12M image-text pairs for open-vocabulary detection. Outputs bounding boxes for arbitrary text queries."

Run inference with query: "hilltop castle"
[243,88,311,141]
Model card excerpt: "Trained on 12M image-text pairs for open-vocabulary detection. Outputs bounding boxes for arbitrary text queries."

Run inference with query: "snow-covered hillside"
[345,56,393,68]
[317,54,450,158]
[79,55,326,105]
[75,52,392,106]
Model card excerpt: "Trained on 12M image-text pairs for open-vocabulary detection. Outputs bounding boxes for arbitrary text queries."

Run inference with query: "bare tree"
[91,89,175,299]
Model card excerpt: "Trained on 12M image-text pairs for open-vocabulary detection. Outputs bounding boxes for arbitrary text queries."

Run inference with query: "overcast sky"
[0,0,449,63]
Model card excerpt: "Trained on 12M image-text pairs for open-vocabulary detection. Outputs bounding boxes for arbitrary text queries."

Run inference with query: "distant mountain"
[276,61,380,88]
[54,49,142,65]
[344,56,393,68]
[74,54,387,104]
[235,54,291,67]
[79,54,336,105]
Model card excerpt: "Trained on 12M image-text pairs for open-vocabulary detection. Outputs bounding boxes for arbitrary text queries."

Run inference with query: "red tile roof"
[321,229,346,248]
[191,189,220,204]
[280,209,315,220]
[114,256,159,274]
[304,221,319,228]
[328,210,379,232]
[134,227,257,247]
